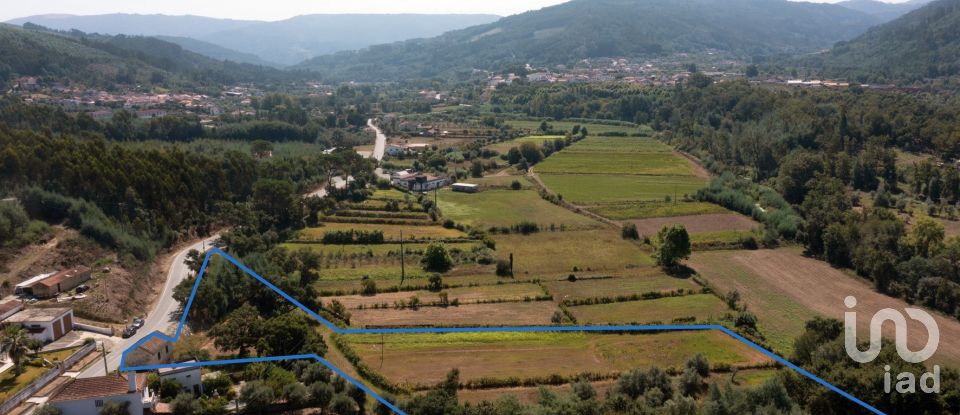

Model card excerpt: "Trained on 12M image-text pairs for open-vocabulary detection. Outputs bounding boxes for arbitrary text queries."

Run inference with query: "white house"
[159,361,203,395]
[3,308,73,342]
[391,170,448,192]
[49,373,155,415]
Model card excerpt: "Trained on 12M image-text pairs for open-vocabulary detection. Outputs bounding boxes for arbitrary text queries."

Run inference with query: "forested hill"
[808,0,960,83]
[0,23,292,89]
[295,0,881,81]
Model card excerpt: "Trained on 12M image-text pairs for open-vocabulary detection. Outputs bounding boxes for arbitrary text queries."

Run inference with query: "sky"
[0,0,914,22]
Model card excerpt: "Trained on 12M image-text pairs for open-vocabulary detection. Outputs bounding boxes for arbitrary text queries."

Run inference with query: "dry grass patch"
[297,222,466,241]
[542,270,697,301]
[350,301,558,327]
[494,230,653,275]
[624,213,759,237]
[330,283,546,309]
[568,294,731,325]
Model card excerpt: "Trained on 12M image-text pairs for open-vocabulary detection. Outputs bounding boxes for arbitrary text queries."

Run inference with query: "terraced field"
[567,294,731,325]
[438,188,601,230]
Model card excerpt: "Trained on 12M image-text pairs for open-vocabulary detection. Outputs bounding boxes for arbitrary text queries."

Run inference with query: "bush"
[511,180,522,190]
[496,259,513,277]
[621,223,640,240]
[421,243,453,272]
[361,279,377,296]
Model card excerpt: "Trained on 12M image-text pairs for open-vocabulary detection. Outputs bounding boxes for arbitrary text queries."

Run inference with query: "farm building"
[452,183,479,193]
[29,266,92,298]
[3,307,74,342]
[392,170,449,192]
[49,373,155,415]
[14,271,56,296]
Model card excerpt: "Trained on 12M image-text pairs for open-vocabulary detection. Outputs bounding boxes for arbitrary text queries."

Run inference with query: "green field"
[540,174,707,204]
[588,201,729,220]
[438,189,601,229]
[559,137,672,153]
[331,282,546,309]
[542,271,698,301]
[344,331,770,388]
[537,152,695,176]
[506,120,652,136]
[568,294,731,325]
[283,241,481,257]
[485,135,564,154]
[494,229,653,274]
[296,222,466,241]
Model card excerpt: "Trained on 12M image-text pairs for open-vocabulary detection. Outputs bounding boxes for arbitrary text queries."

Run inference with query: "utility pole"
[101,342,109,375]
[399,231,405,286]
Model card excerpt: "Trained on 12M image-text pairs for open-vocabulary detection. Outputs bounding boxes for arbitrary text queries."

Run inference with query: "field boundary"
[121,248,887,415]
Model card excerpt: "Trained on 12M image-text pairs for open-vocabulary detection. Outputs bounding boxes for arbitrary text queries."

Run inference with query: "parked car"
[75,284,89,294]
[121,326,137,338]
[132,317,144,329]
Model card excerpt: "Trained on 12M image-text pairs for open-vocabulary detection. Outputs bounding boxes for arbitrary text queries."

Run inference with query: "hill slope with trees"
[296,0,881,81]
[809,0,960,82]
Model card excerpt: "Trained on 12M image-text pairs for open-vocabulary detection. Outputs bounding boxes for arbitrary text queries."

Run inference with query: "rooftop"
[0,301,23,315]
[158,360,199,375]
[50,373,145,402]
[4,307,71,323]
[34,266,91,288]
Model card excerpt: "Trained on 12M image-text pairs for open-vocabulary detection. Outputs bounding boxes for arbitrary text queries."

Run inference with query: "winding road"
[78,235,220,378]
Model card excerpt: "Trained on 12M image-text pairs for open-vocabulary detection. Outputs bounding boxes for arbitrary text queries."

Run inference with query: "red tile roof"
[0,301,22,315]
[50,373,145,402]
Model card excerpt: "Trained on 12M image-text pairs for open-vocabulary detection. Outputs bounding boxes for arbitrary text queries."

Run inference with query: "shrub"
[361,279,377,296]
[621,223,640,240]
[511,180,522,190]
[421,243,453,272]
[496,259,513,277]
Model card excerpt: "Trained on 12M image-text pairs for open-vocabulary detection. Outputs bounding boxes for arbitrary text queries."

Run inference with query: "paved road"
[367,118,386,161]
[79,235,220,378]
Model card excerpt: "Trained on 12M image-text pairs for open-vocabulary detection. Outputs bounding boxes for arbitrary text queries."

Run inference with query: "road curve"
[367,118,386,162]
[79,235,220,378]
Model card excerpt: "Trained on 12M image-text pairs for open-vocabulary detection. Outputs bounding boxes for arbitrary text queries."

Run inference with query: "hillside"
[7,13,501,66]
[156,36,280,67]
[812,0,960,82]
[294,0,881,81]
[836,0,930,21]
[0,24,291,89]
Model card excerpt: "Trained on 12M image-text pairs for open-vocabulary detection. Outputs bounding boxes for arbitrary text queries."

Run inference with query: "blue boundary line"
[121,248,886,415]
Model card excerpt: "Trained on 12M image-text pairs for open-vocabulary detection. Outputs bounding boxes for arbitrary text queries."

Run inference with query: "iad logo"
[844,295,941,394]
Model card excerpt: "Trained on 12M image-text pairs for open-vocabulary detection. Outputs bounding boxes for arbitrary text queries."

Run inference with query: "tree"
[329,393,358,415]
[506,147,523,165]
[655,225,691,268]
[208,303,262,357]
[170,393,201,415]
[282,382,309,408]
[240,380,275,414]
[309,381,335,408]
[907,216,945,258]
[34,405,61,415]
[510,180,522,190]
[621,223,639,240]
[470,160,484,178]
[745,64,760,78]
[251,140,274,159]
[518,141,544,164]
[184,249,204,274]
[99,400,131,415]
[0,325,32,375]
[361,278,377,296]
[347,384,367,414]
[421,243,453,272]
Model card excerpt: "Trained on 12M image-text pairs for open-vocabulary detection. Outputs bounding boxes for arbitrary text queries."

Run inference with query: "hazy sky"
[0,0,913,22]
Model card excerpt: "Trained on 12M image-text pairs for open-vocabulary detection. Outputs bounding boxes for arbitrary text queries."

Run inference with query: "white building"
[159,361,203,395]
[391,170,448,192]
[3,308,73,342]
[49,373,154,415]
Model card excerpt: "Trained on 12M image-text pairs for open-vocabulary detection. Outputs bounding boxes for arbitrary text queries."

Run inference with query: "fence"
[0,341,97,414]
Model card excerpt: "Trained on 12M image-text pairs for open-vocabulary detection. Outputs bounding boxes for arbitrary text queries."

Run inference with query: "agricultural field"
[342,331,772,389]
[438,188,601,230]
[493,229,653,275]
[485,135,564,154]
[567,294,731,325]
[506,120,653,136]
[331,283,547,309]
[283,241,481,257]
[350,301,558,327]
[623,213,759,238]
[689,248,960,365]
[587,201,730,220]
[295,222,466,241]
[539,174,707,204]
[537,151,696,176]
[542,270,698,301]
